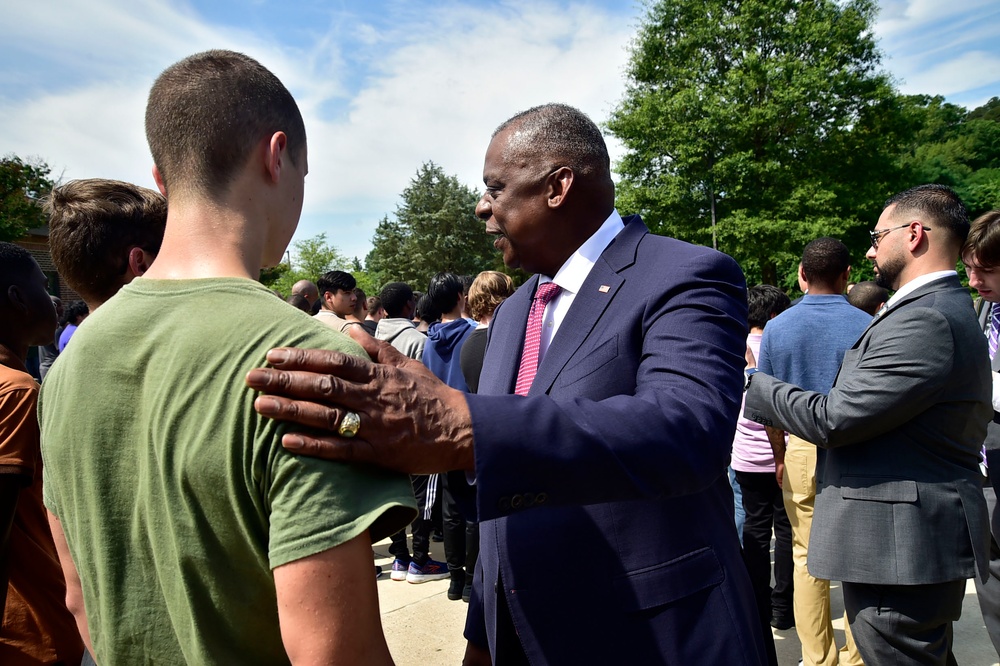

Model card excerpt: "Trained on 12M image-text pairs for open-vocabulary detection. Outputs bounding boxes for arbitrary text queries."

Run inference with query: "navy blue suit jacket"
[464,215,766,664]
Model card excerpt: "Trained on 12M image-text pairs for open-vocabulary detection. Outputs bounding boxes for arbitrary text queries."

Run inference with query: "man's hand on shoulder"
[246,337,475,474]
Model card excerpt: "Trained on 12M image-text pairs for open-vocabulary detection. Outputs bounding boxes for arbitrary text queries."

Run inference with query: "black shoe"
[431,529,444,542]
[770,615,794,630]
[447,574,464,601]
[462,581,472,603]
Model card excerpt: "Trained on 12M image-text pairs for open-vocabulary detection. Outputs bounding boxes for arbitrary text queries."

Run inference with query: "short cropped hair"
[317,270,356,296]
[847,281,888,316]
[801,237,851,288]
[962,211,1000,268]
[46,179,167,305]
[379,282,414,318]
[145,50,306,198]
[747,285,791,330]
[416,293,439,325]
[884,184,969,250]
[427,272,464,314]
[468,271,515,322]
[366,296,382,314]
[496,104,610,180]
[0,242,38,290]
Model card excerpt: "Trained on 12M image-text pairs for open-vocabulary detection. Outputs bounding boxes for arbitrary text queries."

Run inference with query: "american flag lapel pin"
[598,285,611,293]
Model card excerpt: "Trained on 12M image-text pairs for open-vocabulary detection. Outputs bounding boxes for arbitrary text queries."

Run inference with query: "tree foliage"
[607,0,908,286]
[260,232,350,296]
[898,95,1000,217]
[365,162,502,292]
[1,155,56,242]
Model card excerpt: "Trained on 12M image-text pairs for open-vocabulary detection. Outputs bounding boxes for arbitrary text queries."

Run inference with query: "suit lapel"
[850,276,961,349]
[480,276,536,395]
[528,217,645,396]
[833,275,963,386]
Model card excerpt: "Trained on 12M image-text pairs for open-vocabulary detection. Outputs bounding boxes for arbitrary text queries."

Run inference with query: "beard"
[873,253,904,290]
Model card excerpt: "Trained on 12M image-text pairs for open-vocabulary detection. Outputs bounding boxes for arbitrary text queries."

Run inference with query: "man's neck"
[440,308,464,324]
[806,284,842,296]
[0,342,26,369]
[141,197,266,281]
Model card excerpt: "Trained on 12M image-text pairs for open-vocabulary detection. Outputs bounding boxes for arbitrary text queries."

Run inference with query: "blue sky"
[2,0,998,264]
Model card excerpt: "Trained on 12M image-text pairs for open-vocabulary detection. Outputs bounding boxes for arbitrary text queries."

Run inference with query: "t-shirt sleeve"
[254,324,417,570]
[263,444,416,569]
[0,385,39,483]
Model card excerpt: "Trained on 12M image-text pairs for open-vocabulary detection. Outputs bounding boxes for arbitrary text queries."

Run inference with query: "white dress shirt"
[535,210,625,365]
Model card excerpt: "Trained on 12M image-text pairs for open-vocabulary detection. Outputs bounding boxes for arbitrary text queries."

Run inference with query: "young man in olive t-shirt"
[39,51,415,664]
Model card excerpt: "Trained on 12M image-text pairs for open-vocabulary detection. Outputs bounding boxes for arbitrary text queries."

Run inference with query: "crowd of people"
[2,47,1000,666]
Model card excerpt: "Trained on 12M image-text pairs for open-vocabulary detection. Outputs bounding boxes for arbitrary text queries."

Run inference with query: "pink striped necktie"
[514,282,562,396]
[990,304,1000,361]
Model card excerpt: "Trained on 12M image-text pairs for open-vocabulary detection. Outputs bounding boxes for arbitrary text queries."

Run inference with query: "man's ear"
[265,131,288,184]
[127,247,156,279]
[546,167,574,209]
[152,165,167,196]
[5,285,29,319]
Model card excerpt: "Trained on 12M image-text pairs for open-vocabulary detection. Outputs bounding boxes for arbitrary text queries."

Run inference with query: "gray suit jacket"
[746,275,991,585]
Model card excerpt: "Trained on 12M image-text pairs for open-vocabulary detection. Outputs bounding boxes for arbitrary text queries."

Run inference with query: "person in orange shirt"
[0,242,83,665]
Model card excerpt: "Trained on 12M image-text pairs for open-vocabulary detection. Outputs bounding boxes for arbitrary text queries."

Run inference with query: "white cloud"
[892,50,1000,97]
[0,0,634,263]
[874,0,1000,101]
[874,0,997,39]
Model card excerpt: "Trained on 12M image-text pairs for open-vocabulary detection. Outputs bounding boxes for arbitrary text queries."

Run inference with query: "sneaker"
[390,558,409,581]
[375,565,384,580]
[406,558,450,584]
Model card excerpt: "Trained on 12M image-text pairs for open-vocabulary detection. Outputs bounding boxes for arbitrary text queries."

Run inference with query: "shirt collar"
[884,270,956,311]
[539,210,625,293]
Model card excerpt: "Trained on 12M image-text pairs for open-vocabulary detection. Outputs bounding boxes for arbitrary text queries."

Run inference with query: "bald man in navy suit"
[247,104,768,665]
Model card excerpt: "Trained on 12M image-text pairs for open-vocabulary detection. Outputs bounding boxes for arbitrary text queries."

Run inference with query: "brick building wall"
[15,229,82,304]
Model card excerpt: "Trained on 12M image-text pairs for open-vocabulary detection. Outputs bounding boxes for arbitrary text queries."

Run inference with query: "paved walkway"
[376,537,999,665]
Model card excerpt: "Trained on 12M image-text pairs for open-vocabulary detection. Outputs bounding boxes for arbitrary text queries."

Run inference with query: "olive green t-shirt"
[40,278,416,665]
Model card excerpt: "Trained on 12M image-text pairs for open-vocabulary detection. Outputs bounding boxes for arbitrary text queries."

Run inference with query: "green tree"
[898,95,1000,217]
[1,155,55,242]
[607,0,907,285]
[365,162,502,291]
[260,232,350,296]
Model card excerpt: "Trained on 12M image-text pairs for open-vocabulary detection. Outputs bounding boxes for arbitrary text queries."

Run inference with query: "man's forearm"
[765,426,786,463]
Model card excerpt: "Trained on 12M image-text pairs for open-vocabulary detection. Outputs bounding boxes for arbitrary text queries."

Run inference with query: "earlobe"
[547,167,574,208]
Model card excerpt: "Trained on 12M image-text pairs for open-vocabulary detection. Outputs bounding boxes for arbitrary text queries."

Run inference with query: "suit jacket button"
[523,492,535,507]
[498,497,511,512]
[511,494,524,509]
[535,492,548,505]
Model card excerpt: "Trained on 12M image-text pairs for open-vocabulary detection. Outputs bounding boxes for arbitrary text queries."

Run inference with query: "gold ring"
[338,411,361,438]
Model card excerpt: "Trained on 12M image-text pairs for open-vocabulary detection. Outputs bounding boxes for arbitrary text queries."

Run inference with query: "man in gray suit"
[961,209,1000,655]
[745,184,991,665]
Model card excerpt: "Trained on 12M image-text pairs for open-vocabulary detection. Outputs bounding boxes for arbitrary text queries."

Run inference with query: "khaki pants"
[783,436,864,666]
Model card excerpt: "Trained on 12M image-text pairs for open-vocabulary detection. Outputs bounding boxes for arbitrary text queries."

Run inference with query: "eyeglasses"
[869,223,932,250]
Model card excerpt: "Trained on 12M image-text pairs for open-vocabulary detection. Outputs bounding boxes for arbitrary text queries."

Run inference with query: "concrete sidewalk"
[376,537,1000,665]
